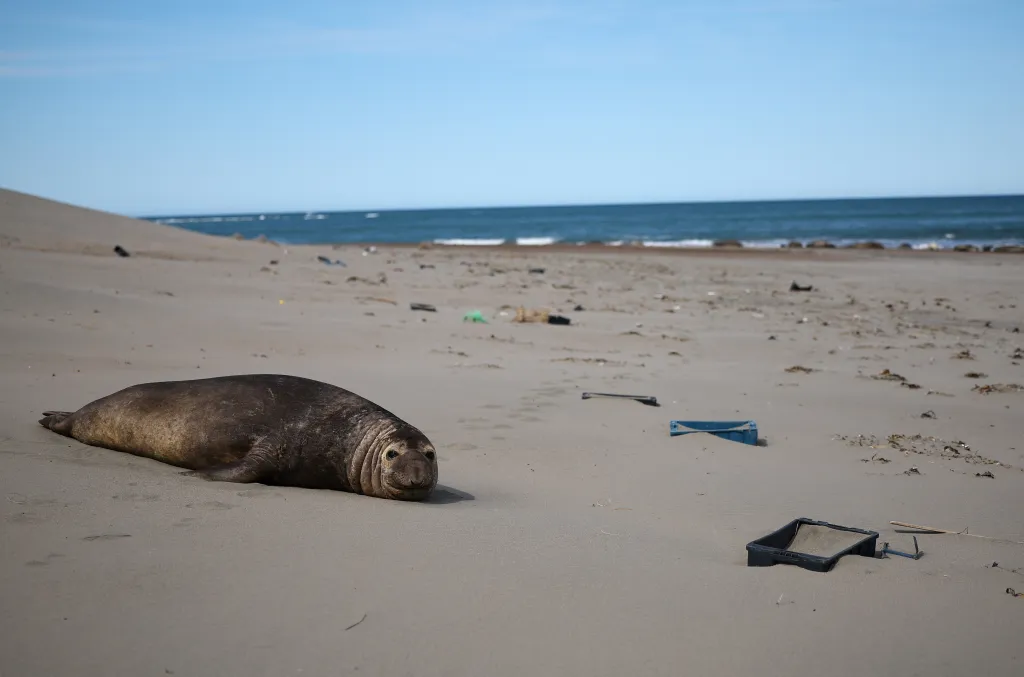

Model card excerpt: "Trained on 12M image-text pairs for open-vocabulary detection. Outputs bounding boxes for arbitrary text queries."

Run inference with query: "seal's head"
[379,435,438,501]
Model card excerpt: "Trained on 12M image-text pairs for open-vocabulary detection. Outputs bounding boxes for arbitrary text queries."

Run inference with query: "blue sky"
[1,0,1022,216]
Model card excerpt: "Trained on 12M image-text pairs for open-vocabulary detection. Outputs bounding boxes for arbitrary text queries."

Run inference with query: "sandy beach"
[2,187,1022,676]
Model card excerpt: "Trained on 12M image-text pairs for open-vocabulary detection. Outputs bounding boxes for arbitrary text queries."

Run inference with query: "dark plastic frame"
[746,517,879,572]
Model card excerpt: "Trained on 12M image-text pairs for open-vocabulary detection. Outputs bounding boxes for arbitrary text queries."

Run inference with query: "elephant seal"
[38,374,438,501]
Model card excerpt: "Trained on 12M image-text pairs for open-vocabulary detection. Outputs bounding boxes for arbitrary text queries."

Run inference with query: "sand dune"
[1,190,1022,677]
[0,188,268,259]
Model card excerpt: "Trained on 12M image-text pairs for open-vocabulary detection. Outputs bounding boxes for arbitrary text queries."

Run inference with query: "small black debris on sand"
[952,349,975,360]
[785,365,818,374]
[789,281,813,292]
[976,471,995,478]
[920,410,937,419]
[964,372,988,379]
[113,245,130,257]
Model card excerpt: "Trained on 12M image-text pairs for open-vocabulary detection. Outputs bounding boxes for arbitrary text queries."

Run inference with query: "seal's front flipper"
[182,439,280,484]
[182,458,268,483]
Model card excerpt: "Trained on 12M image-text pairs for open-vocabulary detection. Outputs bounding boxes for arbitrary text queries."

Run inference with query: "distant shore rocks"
[786,241,804,248]
[806,240,836,249]
[844,241,886,250]
[994,245,1024,253]
[713,239,743,248]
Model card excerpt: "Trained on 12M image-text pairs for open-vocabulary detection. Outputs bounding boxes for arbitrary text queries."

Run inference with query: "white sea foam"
[516,237,559,246]
[432,238,506,246]
[741,239,790,249]
[641,239,715,248]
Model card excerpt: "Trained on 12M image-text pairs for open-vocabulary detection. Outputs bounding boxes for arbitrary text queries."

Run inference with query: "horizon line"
[137,191,1024,220]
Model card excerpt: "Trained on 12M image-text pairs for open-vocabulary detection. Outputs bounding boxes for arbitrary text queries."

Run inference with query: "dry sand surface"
[2,188,1023,676]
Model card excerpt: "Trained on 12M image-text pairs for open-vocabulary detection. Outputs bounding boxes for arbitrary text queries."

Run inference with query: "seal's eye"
[424,451,436,461]
[385,449,398,460]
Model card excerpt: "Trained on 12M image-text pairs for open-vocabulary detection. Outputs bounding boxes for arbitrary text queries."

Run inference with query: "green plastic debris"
[463,310,488,323]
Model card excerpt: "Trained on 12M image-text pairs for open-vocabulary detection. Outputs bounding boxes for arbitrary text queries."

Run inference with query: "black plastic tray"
[746,517,878,573]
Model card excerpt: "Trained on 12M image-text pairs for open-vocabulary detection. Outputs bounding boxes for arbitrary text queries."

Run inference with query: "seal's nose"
[406,464,433,488]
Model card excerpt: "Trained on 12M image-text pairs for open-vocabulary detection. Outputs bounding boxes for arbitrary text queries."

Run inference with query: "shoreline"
[249,237,1024,259]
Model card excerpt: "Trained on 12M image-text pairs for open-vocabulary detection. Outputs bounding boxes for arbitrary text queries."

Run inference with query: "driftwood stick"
[890,521,1024,545]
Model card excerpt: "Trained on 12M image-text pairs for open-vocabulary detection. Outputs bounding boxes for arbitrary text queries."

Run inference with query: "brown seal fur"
[38,374,438,501]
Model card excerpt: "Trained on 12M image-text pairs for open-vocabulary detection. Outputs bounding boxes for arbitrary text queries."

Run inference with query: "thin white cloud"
[0,3,592,77]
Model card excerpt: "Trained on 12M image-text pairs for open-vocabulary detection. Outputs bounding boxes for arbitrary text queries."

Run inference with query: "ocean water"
[145,195,1024,250]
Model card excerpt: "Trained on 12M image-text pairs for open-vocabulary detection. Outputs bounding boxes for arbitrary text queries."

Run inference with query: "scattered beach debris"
[344,613,368,631]
[513,306,571,325]
[362,246,378,256]
[528,267,546,274]
[903,466,922,475]
[581,392,659,407]
[1008,588,1023,598]
[880,537,923,560]
[789,281,813,292]
[745,518,878,573]
[462,310,488,323]
[835,433,1018,470]
[952,349,975,360]
[861,453,891,463]
[669,420,758,445]
[316,255,346,266]
[964,372,988,379]
[514,307,550,323]
[890,520,1024,545]
[976,471,995,478]
[972,383,1023,394]
[555,356,627,367]
[346,274,387,286]
[920,410,937,419]
[1011,348,1023,360]
[356,296,397,305]
[83,533,132,541]
[926,390,954,397]
[419,264,435,269]
[785,365,818,374]
[113,245,130,257]
[871,369,907,382]
[410,303,436,312]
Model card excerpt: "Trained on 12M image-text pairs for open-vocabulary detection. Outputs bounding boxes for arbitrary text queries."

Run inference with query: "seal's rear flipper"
[39,411,73,433]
